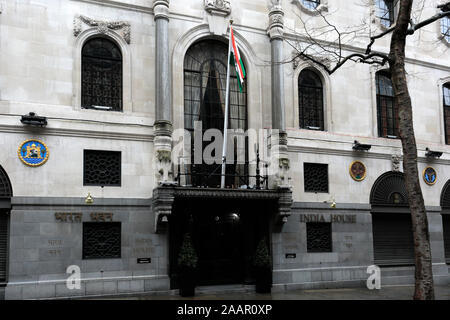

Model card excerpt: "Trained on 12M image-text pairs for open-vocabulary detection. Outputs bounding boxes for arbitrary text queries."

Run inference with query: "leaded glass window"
[376,0,395,28]
[83,222,121,259]
[183,40,248,188]
[302,0,320,10]
[82,37,123,111]
[304,163,328,193]
[442,16,450,42]
[307,223,332,252]
[83,150,121,186]
[299,69,324,130]
[444,83,450,144]
[376,71,398,138]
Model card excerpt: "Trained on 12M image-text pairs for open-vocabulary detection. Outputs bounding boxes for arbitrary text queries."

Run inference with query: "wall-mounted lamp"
[425,148,443,159]
[352,140,371,151]
[324,197,336,209]
[20,112,47,127]
[85,192,93,204]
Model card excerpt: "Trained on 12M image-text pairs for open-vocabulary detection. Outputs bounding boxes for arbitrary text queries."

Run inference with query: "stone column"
[267,1,290,191]
[153,0,173,185]
[268,1,285,132]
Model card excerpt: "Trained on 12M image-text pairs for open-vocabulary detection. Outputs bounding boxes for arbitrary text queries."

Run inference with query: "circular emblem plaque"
[423,166,437,185]
[18,139,49,167]
[349,161,366,181]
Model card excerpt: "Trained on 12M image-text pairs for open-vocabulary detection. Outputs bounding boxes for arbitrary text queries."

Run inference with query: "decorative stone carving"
[204,0,231,35]
[204,0,231,16]
[154,121,175,185]
[268,0,284,40]
[153,185,175,233]
[292,51,332,70]
[392,154,402,172]
[268,131,292,190]
[73,15,131,44]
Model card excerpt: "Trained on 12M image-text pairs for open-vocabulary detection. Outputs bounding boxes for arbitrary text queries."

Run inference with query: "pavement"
[85,284,450,300]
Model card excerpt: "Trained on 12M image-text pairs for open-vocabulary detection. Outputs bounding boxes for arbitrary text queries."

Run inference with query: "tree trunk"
[389,0,434,300]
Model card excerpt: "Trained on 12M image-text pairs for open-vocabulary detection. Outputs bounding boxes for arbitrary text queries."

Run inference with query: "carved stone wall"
[73,15,131,44]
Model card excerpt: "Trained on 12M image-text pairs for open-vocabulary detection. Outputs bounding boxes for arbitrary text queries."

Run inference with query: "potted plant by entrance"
[252,238,272,294]
[177,233,198,297]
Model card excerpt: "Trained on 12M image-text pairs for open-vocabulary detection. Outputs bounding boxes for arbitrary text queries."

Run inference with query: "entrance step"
[195,284,255,296]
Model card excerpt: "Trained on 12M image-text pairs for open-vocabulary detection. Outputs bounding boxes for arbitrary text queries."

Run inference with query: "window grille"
[307,222,332,252]
[299,69,324,130]
[376,71,398,138]
[442,16,450,43]
[376,0,395,28]
[83,222,121,259]
[84,150,121,186]
[82,37,123,111]
[304,163,328,193]
[183,40,248,188]
[444,83,450,144]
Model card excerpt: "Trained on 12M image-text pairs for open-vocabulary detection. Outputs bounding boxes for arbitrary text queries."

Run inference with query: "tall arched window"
[376,71,398,138]
[298,69,324,131]
[376,0,395,28]
[444,83,450,144]
[184,39,248,188]
[82,37,123,111]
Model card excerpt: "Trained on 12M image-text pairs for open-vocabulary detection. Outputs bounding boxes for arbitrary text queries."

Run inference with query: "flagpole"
[221,20,233,189]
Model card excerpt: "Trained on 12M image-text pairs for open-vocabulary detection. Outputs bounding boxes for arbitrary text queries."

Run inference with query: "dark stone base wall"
[3,198,449,299]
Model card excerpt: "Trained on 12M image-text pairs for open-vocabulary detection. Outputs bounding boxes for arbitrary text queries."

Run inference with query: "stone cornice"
[0,124,154,142]
[287,145,450,165]
[173,187,289,199]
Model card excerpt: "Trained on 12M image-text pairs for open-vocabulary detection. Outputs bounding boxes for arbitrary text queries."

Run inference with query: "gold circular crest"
[17,139,49,167]
[349,161,367,181]
[422,166,437,186]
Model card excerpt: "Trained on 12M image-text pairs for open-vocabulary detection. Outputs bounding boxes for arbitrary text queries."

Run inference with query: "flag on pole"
[229,25,246,92]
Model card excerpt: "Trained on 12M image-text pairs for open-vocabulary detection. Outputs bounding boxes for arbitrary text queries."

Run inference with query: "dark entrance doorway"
[370,171,415,266]
[0,165,12,284]
[169,196,274,288]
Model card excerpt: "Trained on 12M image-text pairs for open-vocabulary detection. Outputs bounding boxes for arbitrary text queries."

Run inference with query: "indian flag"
[230,25,246,92]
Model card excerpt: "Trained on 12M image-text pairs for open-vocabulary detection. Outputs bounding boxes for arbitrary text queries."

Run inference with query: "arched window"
[81,37,123,111]
[298,69,324,131]
[442,16,450,43]
[184,39,248,188]
[376,71,398,138]
[444,83,450,144]
[302,0,320,10]
[376,0,395,28]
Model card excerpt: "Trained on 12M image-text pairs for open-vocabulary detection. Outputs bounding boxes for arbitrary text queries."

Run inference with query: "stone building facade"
[0,0,449,299]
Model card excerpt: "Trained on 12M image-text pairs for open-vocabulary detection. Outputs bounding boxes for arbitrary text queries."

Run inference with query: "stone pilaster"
[153,0,174,185]
[267,1,290,191]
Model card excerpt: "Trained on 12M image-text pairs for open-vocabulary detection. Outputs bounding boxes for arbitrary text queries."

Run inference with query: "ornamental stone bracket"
[73,15,131,44]
[204,0,231,36]
[268,1,284,40]
[153,185,175,234]
[154,120,175,185]
[204,0,231,16]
